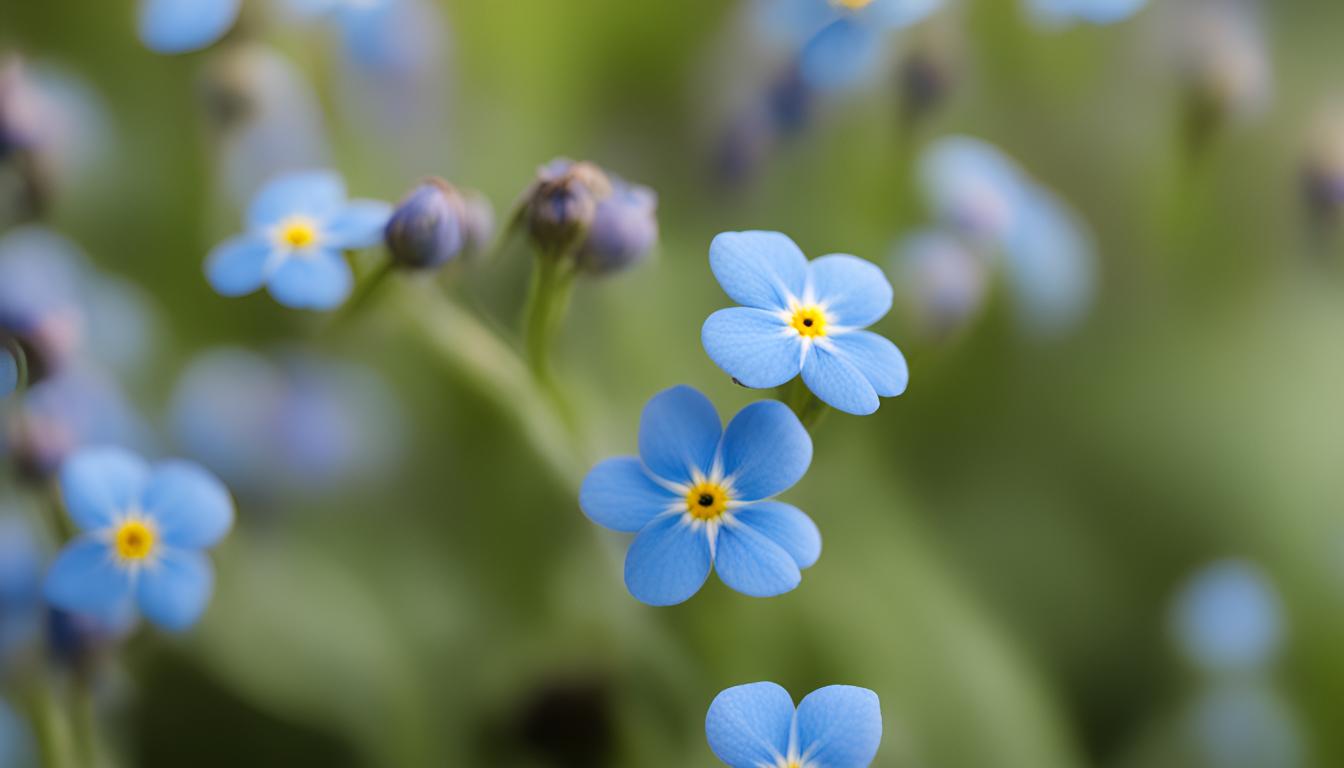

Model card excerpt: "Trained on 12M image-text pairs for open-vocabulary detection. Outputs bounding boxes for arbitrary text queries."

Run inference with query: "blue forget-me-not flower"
[1171,559,1284,673]
[580,386,818,606]
[44,447,235,631]
[1025,0,1147,27]
[138,0,241,54]
[206,170,392,310]
[702,231,909,416]
[706,682,882,768]
[760,0,942,90]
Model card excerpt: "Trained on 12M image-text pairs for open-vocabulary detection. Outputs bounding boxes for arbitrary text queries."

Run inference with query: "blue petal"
[705,682,795,768]
[265,250,353,310]
[138,0,240,54]
[733,502,821,569]
[247,170,347,230]
[580,457,680,533]
[142,461,234,549]
[623,514,711,606]
[1173,560,1283,671]
[702,308,803,389]
[721,401,812,502]
[1003,187,1096,336]
[638,386,722,484]
[799,18,884,92]
[802,344,879,415]
[43,537,133,618]
[808,254,893,328]
[59,448,151,532]
[205,233,276,297]
[715,521,802,597]
[828,331,908,398]
[324,199,394,250]
[710,231,807,311]
[136,549,214,632]
[796,685,884,768]
[919,136,1027,243]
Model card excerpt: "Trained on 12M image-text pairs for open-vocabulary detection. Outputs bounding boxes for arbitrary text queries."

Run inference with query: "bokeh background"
[2,0,1343,766]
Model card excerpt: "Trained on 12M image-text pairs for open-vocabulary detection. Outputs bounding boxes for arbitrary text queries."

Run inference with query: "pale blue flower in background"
[1172,560,1284,673]
[705,682,882,767]
[1026,0,1148,27]
[138,0,241,54]
[1187,682,1304,768]
[892,229,989,337]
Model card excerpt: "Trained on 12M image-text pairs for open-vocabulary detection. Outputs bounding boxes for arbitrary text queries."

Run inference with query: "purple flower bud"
[385,178,467,269]
[1303,107,1344,221]
[576,180,659,275]
[523,159,611,256]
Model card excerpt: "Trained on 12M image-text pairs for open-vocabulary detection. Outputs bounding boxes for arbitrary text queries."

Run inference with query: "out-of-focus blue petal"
[247,170,346,230]
[13,370,154,477]
[59,447,150,532]
[265,250,353,311]
[702,308,802,389]
[807,254,893,328]
[1189,682,1303,768]
[1027,0,1147,27]
[868,0,944,28]
[715,521,802,597]
[324,199,393,250]
[580,457,679,533]
[721,401,812,502]
[205,234,276,297]
[799,18,885,92]
[796,685,884,768]
[638,386,722,484]
[893,230,990,335]
[756,0,836,49]
[829,330,909,397]
[705,681,794,768]
[920,135,1028,244]
[802,344,879,415]
[0,347,16,398]
[623,514,712,606]
[710,231,808,311]
[733,502,821,569]
[138,0,240,55]
[44,537,132,618]
[141,461,233,549]
[1003,187,1096,336]
[1172,560,1283,672]
[136,548,213,632]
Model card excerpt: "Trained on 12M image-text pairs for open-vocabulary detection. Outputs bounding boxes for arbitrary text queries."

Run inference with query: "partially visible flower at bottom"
[44,447,235,632]
[706,682,882,768]
[580,386,817,606]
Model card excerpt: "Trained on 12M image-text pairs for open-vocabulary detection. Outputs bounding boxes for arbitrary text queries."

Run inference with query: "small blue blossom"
[1171,560,1284,673]
[138,0,241,54]
[580,386,818,606]
[1025,0,1147,27]
[706,682,882,768]
[760,0,942,90]
[44,447,235,632]
[205,170,392,311]
[702,231,909,416]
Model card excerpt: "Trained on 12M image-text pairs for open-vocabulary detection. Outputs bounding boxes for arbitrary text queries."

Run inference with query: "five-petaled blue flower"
[138,0,241,54]
[580,386,819,606]
[44,447,234,632]
[702,231,909,416]
[206,170,392,311]
[706,682,882,768]
[761,0,942,90]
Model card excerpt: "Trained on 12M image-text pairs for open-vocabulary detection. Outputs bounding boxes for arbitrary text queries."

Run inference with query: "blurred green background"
[3,0,1344,766]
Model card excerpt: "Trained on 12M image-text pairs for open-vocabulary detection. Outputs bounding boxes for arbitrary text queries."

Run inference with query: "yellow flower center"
[276,216,320,250]
[790,306,827,338]
[832,0,876,9]
[113,519,157,562]
[685,481,730,521]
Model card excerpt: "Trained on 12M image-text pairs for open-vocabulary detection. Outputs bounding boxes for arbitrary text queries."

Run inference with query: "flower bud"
[576,180,659,275]
[523,159,611,256]
[385,178,466,269]
[1302,107,1344,222]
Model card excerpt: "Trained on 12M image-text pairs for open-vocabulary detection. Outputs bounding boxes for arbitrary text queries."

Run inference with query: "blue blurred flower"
[205,170,392,310]
[1172,560,1284,673]
[44,447,234,632]
[4,367,152,478]
[580,386,817,606]
[705,682,882,768]
[1188,682,1303,768]
[170,347,403,500]
[138,0,241,54]
[576,177,659,275]
[702,231,908,416]
[760,0,942,90]
[918,136,1097,336]
[385,179,484,270]
[0,514,43,668]
[892,230,988,337]
[1025,0,1147,27]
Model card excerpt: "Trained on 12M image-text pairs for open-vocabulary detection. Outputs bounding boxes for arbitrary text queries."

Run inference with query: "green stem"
[780,378,829,432]
[70,674,99,768]
[333,259,395,328]
[521,254,578,428]
[23,684,75,768]
[3,336,29,394]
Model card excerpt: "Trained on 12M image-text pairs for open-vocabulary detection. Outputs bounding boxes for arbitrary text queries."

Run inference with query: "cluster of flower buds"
[519,159,659,274]
[384,177,494,269]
